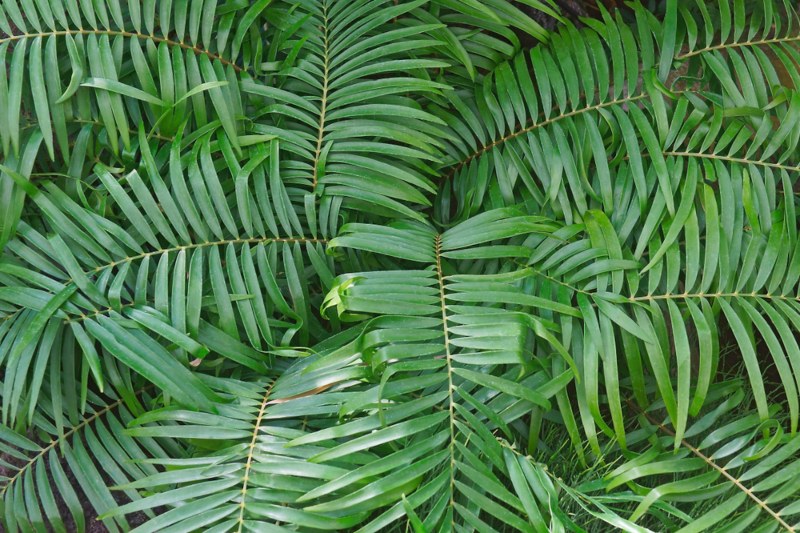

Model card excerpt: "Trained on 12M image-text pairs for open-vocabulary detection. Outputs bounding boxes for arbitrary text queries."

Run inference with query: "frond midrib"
[630,292,800,303]
[310,0,331,192]
[677,34,800,60]
[84,235,327,277]
[434,234,457,527]
[665,150,800,175]
[70,235,326,321]
[528,266,800,311]
[1,235,326,325]
[442,94,648,181]
[236,379,276,531]
[0,28,247,73]
[22,117,175,143]
[635,401,794,531]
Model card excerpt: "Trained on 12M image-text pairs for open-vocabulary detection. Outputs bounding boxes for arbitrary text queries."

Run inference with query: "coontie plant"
[2,0,800,531]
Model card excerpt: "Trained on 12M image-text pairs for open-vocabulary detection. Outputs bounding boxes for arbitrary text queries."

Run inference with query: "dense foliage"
[2,0,800,530]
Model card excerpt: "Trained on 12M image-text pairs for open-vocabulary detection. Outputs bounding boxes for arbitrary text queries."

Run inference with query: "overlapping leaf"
[105,208,651,531]
[3,0,800,531]
[599,382,800,531]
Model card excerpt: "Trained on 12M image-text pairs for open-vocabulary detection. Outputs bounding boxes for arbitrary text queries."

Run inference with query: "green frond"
[599,383,800,531]
[0,378,177,533]
[433,5,657,223]
[521,154,800,450]
[245,0,452,222]
[0,0,271,159]
[0,142,340,418]
[0,134,344,429]
[435,0,800,226]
